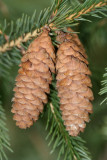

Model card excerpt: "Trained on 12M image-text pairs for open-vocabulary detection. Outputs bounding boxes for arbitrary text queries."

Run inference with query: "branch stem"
[0,1,106,54]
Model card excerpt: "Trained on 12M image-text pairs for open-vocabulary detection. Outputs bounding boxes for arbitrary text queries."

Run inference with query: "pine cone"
[11,30,55,129]
[56,29,94,136]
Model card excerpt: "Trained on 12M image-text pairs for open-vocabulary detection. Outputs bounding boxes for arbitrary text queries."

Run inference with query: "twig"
[67,2,106,20]
[0,28,40,53]
[0,1,106,54]
[50,103,57,120]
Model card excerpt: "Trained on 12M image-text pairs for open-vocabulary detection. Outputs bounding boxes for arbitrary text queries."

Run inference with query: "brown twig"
[50,103,57,120]
[0,28,40,53]
[67,2,106,20]
[0,1,106,54]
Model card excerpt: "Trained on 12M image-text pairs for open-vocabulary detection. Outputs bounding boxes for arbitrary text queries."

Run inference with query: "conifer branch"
[0,0,106,54]
[0,28,40,53]
[67,1,106,20]
[0,100,13,160]
[46,80,91,160]
[99,67,107,104]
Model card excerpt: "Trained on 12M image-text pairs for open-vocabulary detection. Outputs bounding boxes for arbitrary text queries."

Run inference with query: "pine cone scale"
[57,42,89,64]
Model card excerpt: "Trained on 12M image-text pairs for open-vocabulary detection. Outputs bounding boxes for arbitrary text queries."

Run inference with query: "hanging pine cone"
[11,29,55,129]
[56,29,94,136]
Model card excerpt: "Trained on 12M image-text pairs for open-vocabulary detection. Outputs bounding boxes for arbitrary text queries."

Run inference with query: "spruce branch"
[46,80,91,160]
[99,67,107,104]
[67,1,106,20]
[0,47,21,78]
[0,28,40,53]
[0,100,13,160]
[0,0,106,54]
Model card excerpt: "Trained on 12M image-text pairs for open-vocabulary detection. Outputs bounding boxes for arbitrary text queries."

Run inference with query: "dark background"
[0,0,107,160]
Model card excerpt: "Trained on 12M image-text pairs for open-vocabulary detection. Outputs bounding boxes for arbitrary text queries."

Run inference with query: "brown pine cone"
[56,29,94,136]
[11,29,55,129]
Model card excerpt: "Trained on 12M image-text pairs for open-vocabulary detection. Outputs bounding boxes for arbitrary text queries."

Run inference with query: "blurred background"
[0,0,107,160]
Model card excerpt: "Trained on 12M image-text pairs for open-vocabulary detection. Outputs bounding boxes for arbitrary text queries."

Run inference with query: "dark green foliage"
[0,100,12,160]
[0,50,21,78]
[99,67,107,104]
[46,79,91,160]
